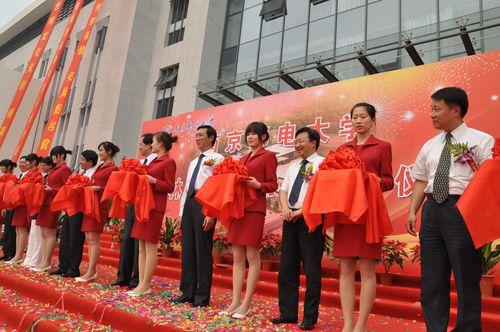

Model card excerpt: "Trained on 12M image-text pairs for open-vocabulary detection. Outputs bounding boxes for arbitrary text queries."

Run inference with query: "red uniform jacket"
[240,148,278,213]
[148,154,176,213]
[342,135,394,192]
[92,162,118,221]
[43,163,72,207]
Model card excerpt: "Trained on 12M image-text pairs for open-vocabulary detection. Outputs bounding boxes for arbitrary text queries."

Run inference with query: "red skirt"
[12,206,31,229]
[81,205,107,233]
[35,205,59,228]
[227,211,265,248]
[131,210,164,243]
[332,224,381,260]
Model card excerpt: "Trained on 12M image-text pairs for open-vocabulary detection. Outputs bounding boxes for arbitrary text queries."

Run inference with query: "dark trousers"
[58,213,85,274]
[180,196,215,304]
[420,196,482,332]
[2,210,16,258]
[116,205,139,287]
[278,217,325,323]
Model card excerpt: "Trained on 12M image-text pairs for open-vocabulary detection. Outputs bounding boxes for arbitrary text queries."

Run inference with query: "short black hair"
[153,131,178,152]
[98,141,120,158]
[39,156,54,167]
[0,159,17,170]
[295,127,320,150]
[50,146,72,160]
[141,133,153,145]
[81,150,98,166]
[19,155,27,161]
[25,153,40,166]
[431,87,469,117]
[350,102,377,119]
[244,122,269,144]
[197,125,217,147]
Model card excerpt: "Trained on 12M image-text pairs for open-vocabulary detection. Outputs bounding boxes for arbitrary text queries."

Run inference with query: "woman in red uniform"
[76,142,119,282]
[0,159,18,261]
[129,131,176,296]
[33,147,72,272]
[220,122,278,318]
[7,153,40,264]
[333,103,394,332]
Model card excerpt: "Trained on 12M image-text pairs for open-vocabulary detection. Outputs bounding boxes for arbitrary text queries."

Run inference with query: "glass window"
[240,5,261,43]
[336,6,365,49]
[282,24,307,63]
[439,0,479,22]
[228,0,244,15]
[244,0,262,9]
[308,15,335,58]
[484,0,500,10]
[219,47,238,82]
[310,0,336,21]
[237,39,259,74]
[224,13,242,48]
[258,32,282,69]
[334,59,365,80]
[284,0,308,29]
[261,15,283,36]
[337,0,364,12]
[402,0,437,31]
[367,0,398,41]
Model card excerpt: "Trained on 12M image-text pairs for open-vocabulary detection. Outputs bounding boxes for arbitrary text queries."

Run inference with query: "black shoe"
[190,301,209,308]
[271,316,298,324]
[171,295,194,304]
[110,280,129,287]
[0,256,13,261]
[299,321,315,330]
[63,271,80,278]
[49,270,67,276]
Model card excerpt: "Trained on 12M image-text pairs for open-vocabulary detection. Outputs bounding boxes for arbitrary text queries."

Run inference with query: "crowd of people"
[0,87,494,331]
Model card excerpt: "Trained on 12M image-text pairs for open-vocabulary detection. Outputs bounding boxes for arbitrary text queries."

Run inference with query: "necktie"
[187,153,205,197]
[143,158,148,165]
[433,133,452,204]
[19,173,23,180]
[288,159,308,206]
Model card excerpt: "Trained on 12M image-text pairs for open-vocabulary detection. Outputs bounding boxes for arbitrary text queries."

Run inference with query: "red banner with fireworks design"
[12,0,85,162]
[142,51,500,247]
[0,0,65,149]
[36,0,103,156]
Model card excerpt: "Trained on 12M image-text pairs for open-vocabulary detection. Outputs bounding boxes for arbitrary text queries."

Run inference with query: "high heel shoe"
[75,274,97,282]
[231,307,251,319]
[218,306,240,316]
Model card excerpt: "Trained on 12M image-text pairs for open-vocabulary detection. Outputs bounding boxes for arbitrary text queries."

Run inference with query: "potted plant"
[213,227,230,264]
[379,239,408,286]
[409,243,421,264]
[108,218,124,249]
[481,242,500,297]
[160,217,180,257]
[260,232,282,271]
[324,232,334,258]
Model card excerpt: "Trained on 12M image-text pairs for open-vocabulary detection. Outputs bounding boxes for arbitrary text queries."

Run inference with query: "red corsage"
[492,138,500,159]
[213,157,249,176]
[20,170,45,184]
[120,158,148,175]
[65,174,91,187]
[319,147,364,170]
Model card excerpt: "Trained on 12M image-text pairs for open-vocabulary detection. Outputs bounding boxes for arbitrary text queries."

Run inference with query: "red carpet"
[0,232,497,331]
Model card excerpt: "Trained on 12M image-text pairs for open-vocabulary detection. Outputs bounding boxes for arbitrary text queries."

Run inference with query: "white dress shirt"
[280,153,324,209]
[411,122,494,195]
[83,165,97,179]
[179,149,224,216]
[140,153,158,166]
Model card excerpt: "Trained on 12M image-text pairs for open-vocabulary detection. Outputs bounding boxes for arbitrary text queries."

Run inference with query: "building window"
[154,64,178,118]
[260,0,287,22]
[38,50,51,79]
[165,0,189,46]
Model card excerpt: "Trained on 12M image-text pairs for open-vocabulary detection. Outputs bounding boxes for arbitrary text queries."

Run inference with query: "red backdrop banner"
[36,0,104,156]
[12,0,85,162]
[142,51,500,264]
[0,0,65,149]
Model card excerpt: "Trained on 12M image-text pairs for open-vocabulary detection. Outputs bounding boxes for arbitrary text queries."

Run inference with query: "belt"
[426,194,461,200]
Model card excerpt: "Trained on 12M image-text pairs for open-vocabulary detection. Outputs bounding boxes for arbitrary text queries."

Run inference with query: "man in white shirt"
[172,125,223,307]
[407,87,494,332]
[271,127,325,331]
[51,150,98,277]
[111,134,157,287]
